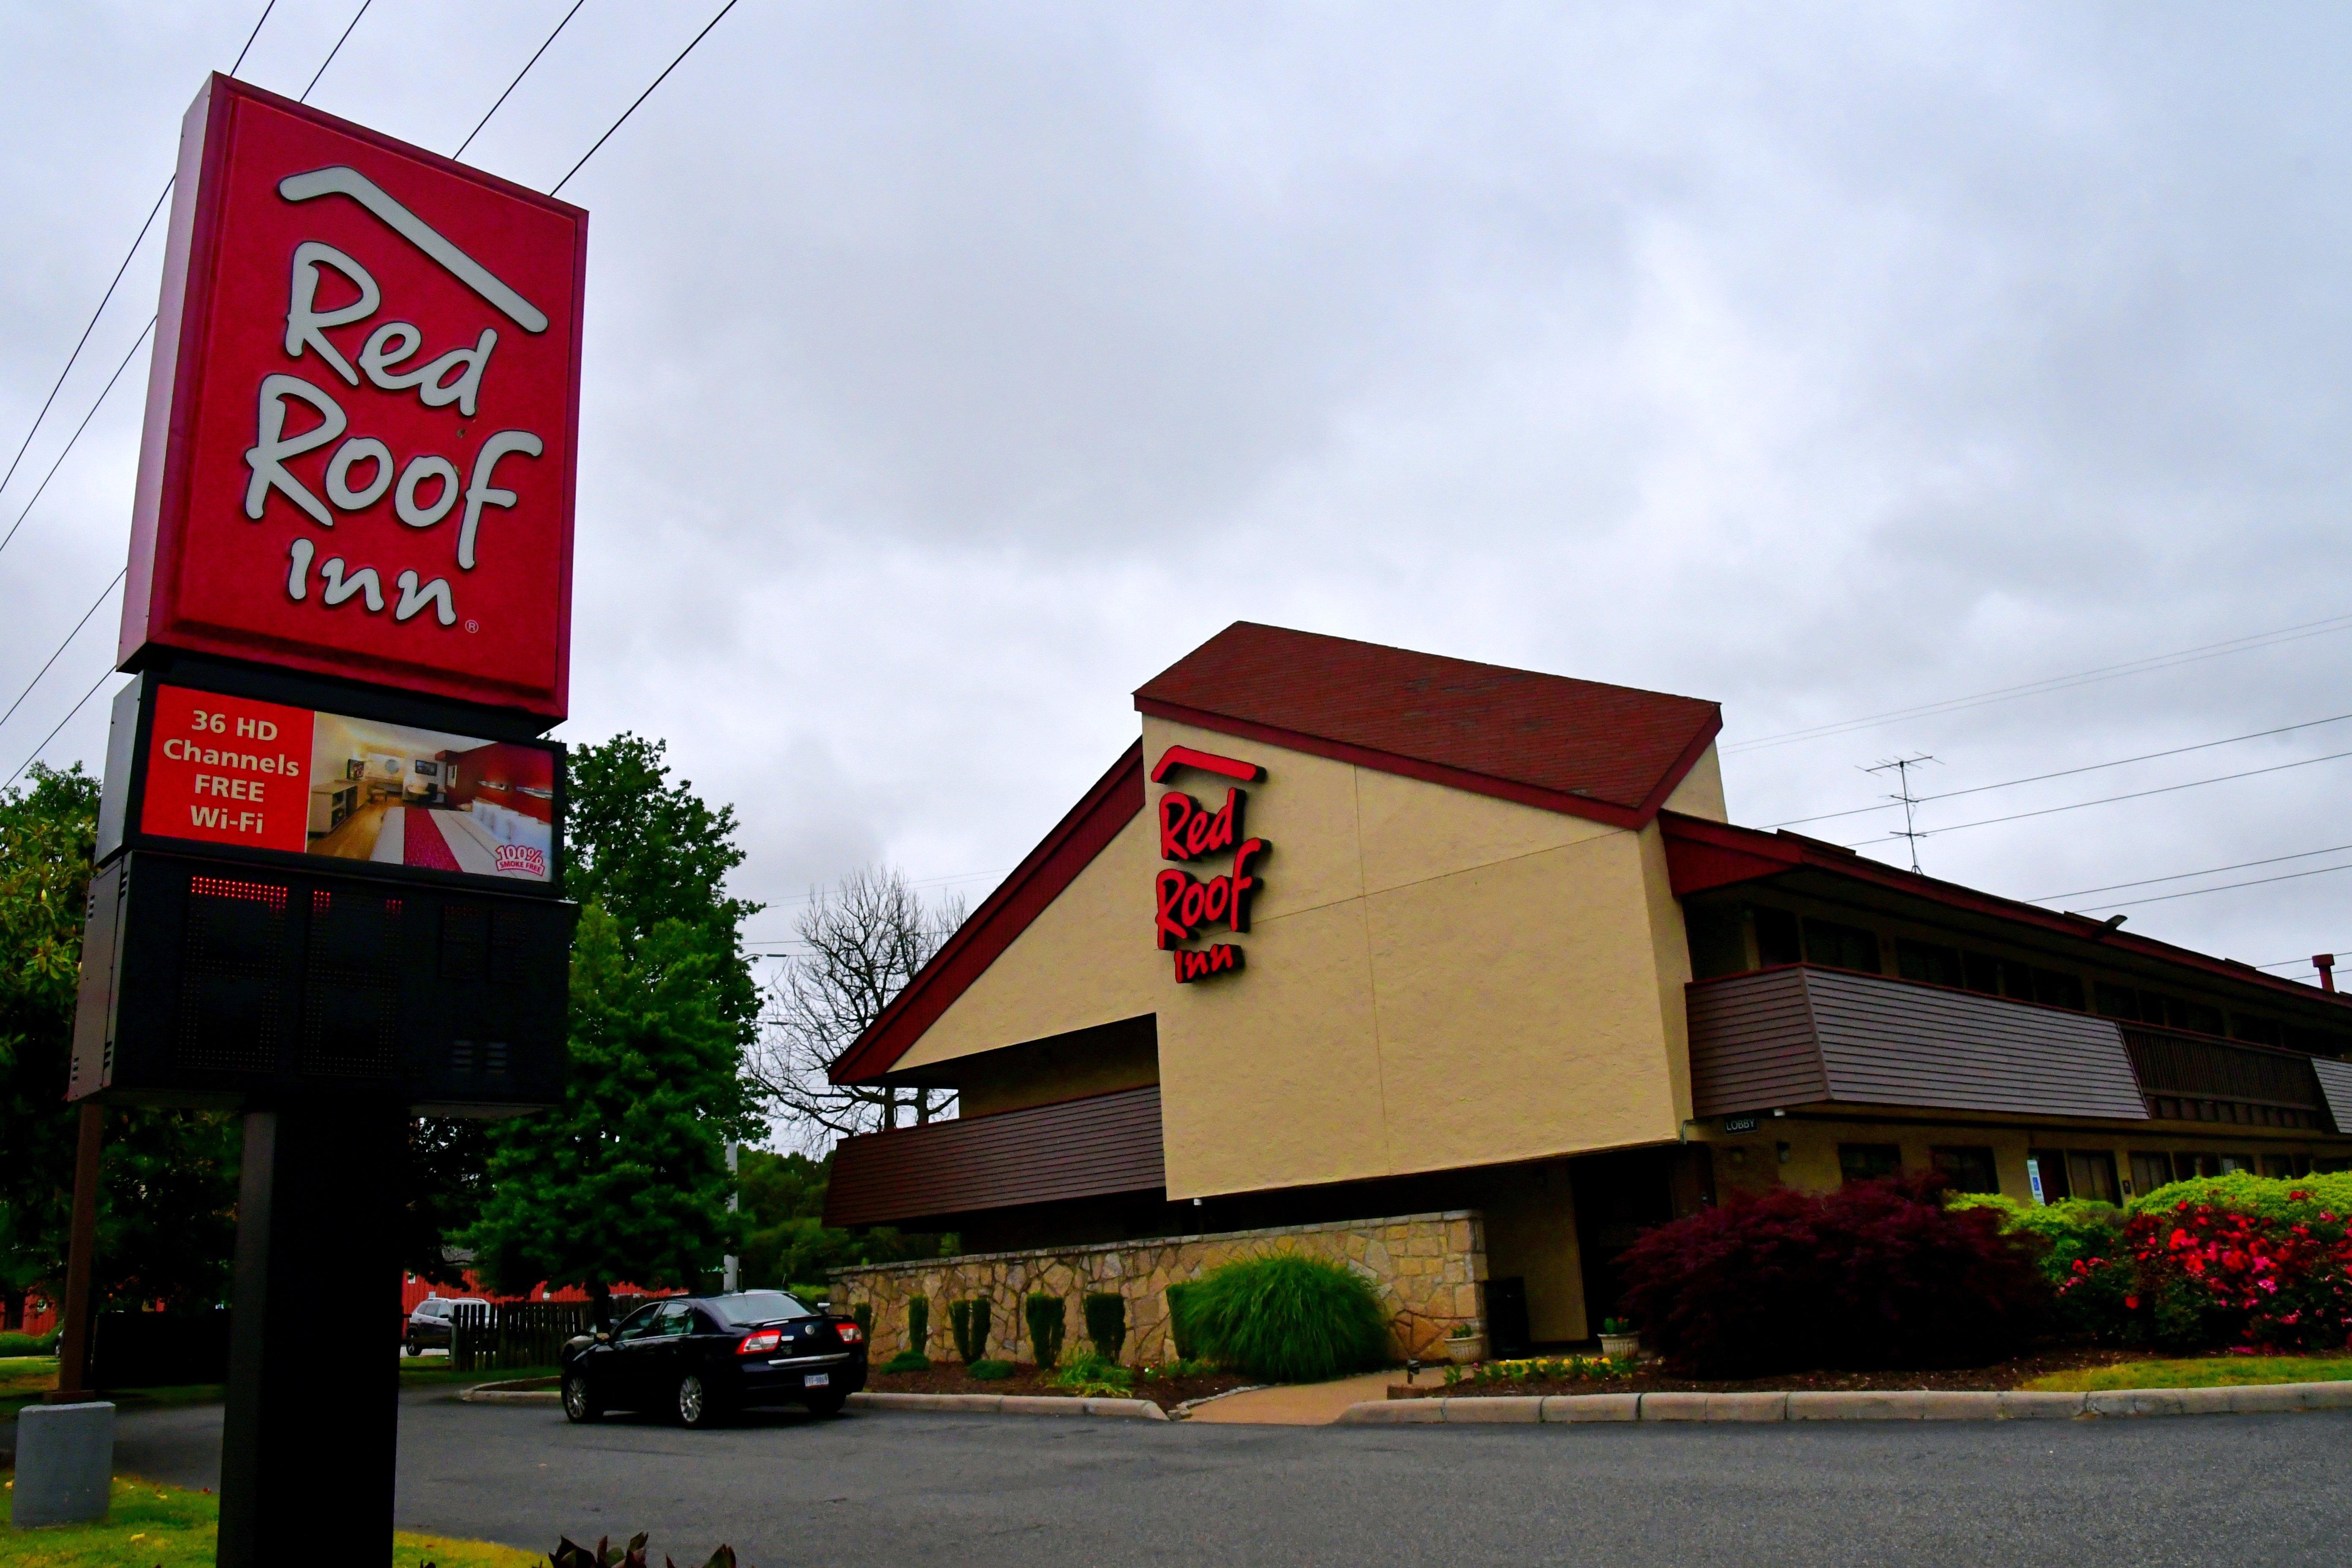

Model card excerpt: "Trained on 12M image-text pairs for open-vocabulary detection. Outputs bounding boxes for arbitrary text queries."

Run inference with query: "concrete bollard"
[9,1401,115,1528]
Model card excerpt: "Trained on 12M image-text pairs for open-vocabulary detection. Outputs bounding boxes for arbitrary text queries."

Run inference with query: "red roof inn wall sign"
[1150,746,1268,983]
[119,74,587,720]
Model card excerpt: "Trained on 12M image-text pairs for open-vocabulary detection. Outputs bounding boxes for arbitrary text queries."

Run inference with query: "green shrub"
[1177,1254,1390,1383]
[881,1349,931,1373]
[1025,1293,1067,1369]
[949,1298,991,1364]
[1053,1349,1135,1395]
[1952,1193,2132,1343]
[1083,1292,1127,1363]
[967,1358,1014,1380]
[908,1296,930,1356]
[1165,1282,1198,1360]
[2131,1171,2352,1222]
[0,1328,61,1357]
[789,1283,832,1308]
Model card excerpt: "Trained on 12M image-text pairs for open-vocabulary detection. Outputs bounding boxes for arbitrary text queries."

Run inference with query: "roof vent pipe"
[2316,954,2337,994]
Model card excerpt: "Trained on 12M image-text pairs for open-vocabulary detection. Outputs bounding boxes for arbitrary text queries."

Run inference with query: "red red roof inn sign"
[119,74,588,720]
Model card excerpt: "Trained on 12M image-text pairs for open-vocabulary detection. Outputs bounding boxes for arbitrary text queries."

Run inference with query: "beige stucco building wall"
[887,716,1720,1204]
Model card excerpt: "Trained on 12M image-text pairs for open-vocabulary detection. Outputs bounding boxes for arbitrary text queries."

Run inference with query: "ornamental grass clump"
[1618,1171,2049,1377]
[1025,1293,1067,1369]
[1083,1291,1127,1363]
[1176,1254,1391,1383]
[948,1298,991,1365]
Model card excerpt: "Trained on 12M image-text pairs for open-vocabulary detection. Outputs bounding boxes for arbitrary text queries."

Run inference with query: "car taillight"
[834,1320,863,1345]
[737,1329,783,1356]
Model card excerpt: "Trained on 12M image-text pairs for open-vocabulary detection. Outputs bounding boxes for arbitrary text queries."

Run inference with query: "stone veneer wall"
[829,1210,1486,1366]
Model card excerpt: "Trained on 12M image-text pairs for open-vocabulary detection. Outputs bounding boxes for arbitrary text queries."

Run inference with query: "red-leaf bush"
[1617,1172,2050,1377]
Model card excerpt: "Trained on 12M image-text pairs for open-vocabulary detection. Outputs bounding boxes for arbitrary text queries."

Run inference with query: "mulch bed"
[1391,1345,2149,1399]
[866,1363,1256,1413]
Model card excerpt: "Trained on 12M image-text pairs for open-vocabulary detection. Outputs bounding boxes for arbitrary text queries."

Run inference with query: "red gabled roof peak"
[1134,622,1721,828]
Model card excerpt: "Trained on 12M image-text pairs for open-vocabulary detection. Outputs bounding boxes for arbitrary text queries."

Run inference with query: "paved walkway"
[1185,1366,1447,1424]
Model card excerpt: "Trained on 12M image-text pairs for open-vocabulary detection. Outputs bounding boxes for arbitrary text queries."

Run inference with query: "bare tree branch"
[749,867,966,1151]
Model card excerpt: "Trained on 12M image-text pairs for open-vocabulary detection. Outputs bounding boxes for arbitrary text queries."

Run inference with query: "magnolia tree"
[751,867,966,1148]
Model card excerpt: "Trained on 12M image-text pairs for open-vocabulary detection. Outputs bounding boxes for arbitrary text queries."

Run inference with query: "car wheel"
[403,1337,421,1357]
[676,1373,726,1429]
[562,1371,603,1424]
[803,1390,847,1418]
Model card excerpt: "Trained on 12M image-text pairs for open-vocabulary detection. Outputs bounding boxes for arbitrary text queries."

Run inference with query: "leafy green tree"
[0,765,237,1325]
[735,1148,950,1290]
[468,904,759,1326]
[401,1118,492,1287]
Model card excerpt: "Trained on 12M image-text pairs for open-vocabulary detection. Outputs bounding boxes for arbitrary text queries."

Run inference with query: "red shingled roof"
[1133,622,1722,829]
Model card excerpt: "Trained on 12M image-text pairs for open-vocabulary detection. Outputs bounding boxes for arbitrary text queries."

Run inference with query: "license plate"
[805,1372,830,1388]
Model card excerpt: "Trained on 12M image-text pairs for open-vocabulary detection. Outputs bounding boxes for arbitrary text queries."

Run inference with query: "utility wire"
[1769,710,2352,830]
[1725,611,2352,754]
[301,0,372,102]
[3,669,117,792]
[0,0,271,506]
[552,0,740,195]
[2034,843,2352,904]
[1842,745,2352,847]
[0,318,155,561]
[0,569,123,733]
[2072,860,2352,914]
[454,0,588,160]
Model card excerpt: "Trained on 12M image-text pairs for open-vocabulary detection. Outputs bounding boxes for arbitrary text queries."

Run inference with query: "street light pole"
[723,1140,740,1293]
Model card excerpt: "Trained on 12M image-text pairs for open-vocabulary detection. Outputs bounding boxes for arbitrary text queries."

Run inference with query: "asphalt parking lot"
[46,1390,2352,1566]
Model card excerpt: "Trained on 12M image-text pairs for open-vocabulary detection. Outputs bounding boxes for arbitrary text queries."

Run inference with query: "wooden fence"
[451,1297,654,1372]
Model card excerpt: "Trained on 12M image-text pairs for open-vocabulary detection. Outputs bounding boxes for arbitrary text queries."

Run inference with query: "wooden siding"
[824,1085,1165,1227]
[1685,968,1830,1113]
[1688,965,2147,1121]
[2313,1058,2352,1135]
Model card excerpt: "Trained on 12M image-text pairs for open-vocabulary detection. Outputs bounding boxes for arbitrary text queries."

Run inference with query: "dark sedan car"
[559,1291,867,1427]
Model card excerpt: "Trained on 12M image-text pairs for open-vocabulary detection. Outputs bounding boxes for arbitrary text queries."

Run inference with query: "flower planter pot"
[1443,1334,1486,1366]
[1599,1332,1640,1361]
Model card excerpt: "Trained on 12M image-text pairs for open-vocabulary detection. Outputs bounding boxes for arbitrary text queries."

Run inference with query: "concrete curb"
[847,1391,1171,1421]
[457,1381,561,1405]
[1336,1380,2352,1426]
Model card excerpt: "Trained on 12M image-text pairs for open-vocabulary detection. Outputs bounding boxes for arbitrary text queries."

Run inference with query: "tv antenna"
[1865,754,1939,873]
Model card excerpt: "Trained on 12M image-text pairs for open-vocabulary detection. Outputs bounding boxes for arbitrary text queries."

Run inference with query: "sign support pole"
[42,1103,104,1402]
[216,1101,408,1563]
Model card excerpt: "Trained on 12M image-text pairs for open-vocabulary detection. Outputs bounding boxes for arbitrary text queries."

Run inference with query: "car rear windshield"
[706,1291,809,1325]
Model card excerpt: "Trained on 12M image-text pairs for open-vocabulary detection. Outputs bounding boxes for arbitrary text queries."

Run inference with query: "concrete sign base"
[9,1400,114,1527]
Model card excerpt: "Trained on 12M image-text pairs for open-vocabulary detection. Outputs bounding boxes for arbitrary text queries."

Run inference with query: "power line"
[552,0,740,195]
[0,317,155,560]
[2034,843,2352,903]
[454,0,588,160]
[1725,611,2352,754]
[230,0,277,74]
[1769,710,2352,830]
[300,0,373,103]
[1843,744,2352,847]
[3,669,117,792]
[0,569,123,733]
[2072,860,2352,914]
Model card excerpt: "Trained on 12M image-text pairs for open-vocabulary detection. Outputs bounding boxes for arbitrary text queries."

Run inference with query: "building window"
[1753,906,1802,967]
[2259,1154,2314,1178]
[1805,918,1881,974]
[1838,1143,1903,1185]
[2065,1150,2119,1204]
[1897,940,1965,989]
[1685,904,1748,979]
[2093,982,2140,1021]
[1962,951,2002,995]
[2172,999,2226,1037]
[2026,1146,2069,1200]
[2130,1151,2175,1193]
[2217,1154,2256,1175]
[1930,1146,1999,1194]
[2231,1014,2285,1048]
[2033,969,2087,1012]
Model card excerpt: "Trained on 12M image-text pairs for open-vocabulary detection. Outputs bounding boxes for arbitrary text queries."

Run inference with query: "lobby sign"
[134,682,555,884]
[117,74,588,719]
[1150,746,1268,982]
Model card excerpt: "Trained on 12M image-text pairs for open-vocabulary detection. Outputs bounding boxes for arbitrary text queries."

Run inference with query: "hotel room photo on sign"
[139,683,554,882]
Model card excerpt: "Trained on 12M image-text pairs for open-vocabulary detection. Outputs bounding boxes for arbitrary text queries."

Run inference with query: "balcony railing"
[823,1084,1165,1228]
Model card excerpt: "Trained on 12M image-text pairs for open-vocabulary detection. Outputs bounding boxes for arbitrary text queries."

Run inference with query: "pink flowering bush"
[2126,1190,2352,1351]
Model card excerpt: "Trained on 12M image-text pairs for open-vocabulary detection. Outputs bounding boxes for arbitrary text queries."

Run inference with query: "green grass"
[0,1475,537,1566]
[398,1361,559,1389]
[2025,1356,2352,1392]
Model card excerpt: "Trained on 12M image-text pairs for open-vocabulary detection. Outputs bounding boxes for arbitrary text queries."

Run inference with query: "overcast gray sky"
[4,2,2349,988]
